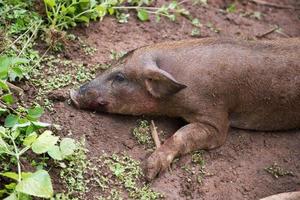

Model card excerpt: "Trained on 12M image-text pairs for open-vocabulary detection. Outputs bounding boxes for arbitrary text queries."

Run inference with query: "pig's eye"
[114,73,126,82]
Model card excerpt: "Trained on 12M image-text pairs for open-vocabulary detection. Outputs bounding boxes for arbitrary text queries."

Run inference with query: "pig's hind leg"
[144,115,229,180]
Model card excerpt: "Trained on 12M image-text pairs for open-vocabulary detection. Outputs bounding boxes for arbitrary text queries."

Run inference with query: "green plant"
[226,3,236,13]
[132,120,154,147]
[0,0,43,78]
[265,162,294,179]
[43,0,190,32]
[0,105,76,199]
[101,153,162,199]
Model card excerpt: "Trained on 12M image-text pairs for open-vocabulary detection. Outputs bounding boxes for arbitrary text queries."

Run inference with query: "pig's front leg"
[144,120,229,180]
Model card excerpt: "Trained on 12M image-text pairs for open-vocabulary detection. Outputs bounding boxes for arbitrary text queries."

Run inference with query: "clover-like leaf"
[137,9,149,21]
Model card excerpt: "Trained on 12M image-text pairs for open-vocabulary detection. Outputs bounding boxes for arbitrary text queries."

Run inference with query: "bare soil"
[41,0,300,199]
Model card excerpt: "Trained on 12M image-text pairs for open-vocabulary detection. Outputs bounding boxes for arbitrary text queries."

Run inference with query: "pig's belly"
[229,109,300,131]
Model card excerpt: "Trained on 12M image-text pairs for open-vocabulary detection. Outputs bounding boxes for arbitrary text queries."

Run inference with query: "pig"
[70,37,300,180]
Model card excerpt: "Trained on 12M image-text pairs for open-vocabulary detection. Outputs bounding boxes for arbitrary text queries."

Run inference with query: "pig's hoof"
[144,151,172,181]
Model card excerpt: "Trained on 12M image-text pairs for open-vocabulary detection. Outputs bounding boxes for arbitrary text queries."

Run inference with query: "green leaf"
[110,163,125,177]
[10,58,28,66]
[5,114,19,128]
[11,130,20,140]
[1,172,18,181]
[5,182,16,190]
[1,93,14,105]
[0,108,7,116]
[21,172,32,179]
[0,126,5,135]
[0,189,7,198]
[226,3,236,13]
[4,192,17,200]
[0,136,9,154]
[66,6,76,14]
[60,138,76,157]
[32,130,58,154]
[95,5,107,17]
[0,80,9,91]
[27,106,44,121]
[10,66,24,81]
[44,0,56,8]
[108,8,115,15]
[47,145,63,160]
[16,170,53,198]
[23,132,37,147]
[137,9,149,21]
[77,16,90,23]
[0,56,11,80]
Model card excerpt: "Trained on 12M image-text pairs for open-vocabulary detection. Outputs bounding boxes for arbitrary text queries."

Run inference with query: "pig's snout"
[70,89,80,108]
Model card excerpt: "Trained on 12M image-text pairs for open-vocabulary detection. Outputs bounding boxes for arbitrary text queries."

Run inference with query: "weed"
[43,0,190,33]
[206,22,220,33]
[132,120,154,148]
[98,153,163,199]
[181,151,206,185]
[0,105,76,199]
[110,50,127,60]
[265,162,294,179]
[58,139,89,199]
[226,3,236,13]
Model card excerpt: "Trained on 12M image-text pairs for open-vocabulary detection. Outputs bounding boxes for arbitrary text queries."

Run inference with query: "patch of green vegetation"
[190,18,202,37]
[110,50,127,60]
[43,0,190,32]
[265,162,294,179]
[181,150,206,184]
[57,139,89,199]
[132,120,154,148]
[0,1,42,81]
[97,153,163,199]
[0,104,77,199]
[206,22,220,33]
[31,56,98,101]
[226,3,236,13]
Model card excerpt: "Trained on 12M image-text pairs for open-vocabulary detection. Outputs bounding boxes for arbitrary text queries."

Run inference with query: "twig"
[6,82,23,95]
[256,26,278,38]
[250,0,300,10]
[150,120,161,148]
[0,100,19,115]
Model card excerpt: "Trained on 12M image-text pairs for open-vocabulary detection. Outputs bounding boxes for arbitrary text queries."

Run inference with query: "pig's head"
[70,50,187,115]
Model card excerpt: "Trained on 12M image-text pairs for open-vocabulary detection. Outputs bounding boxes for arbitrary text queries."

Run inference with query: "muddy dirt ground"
[41,0,300,199]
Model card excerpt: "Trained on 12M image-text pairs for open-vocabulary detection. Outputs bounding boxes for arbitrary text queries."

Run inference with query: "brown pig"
[70,38,300,180]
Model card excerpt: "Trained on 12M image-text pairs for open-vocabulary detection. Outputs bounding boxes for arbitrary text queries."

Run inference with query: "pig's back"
[203,38,300,131]
[155,38,300,131]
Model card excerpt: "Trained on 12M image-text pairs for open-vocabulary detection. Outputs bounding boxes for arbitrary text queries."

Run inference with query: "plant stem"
[112,6,159,10]
[18,21,42,57]
[10,136,22,182]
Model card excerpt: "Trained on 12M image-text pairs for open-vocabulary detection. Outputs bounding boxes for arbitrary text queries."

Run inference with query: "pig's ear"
[144,68,187,98]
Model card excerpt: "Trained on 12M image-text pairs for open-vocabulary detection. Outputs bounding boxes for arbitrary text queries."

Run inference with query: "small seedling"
[265,163,294,179]
[132,120,154,147]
